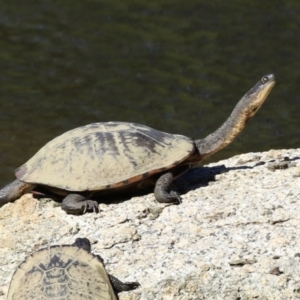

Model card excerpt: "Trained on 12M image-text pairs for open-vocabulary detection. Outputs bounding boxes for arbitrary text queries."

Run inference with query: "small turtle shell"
[15,122,194,191]
[7,244,117,300]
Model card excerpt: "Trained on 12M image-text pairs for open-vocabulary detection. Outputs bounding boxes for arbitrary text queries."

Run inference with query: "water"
[0,1,300,186]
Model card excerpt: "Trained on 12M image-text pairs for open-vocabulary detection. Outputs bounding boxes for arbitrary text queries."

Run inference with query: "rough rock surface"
[1,149,300,299]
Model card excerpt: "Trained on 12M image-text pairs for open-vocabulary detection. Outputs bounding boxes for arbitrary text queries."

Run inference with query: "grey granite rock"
[1,149,300,299]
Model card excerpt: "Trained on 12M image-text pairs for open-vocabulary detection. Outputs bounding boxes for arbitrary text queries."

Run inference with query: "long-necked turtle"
[7,238,139,300]
[0,74,275,214]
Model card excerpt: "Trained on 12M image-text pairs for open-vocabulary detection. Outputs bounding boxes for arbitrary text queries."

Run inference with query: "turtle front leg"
[61,193,99,214]
[109,274,140,294]
[154,172,181,204]
[0,179,34,206]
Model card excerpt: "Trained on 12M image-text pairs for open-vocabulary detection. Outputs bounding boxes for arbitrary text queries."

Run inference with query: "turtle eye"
[261,76,269,84]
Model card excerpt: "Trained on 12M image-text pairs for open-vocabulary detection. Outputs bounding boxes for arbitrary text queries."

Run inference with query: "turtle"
[7,237,139,300]
[0,74,275,214]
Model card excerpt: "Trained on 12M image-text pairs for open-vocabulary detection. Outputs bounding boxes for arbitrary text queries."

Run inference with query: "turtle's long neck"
[194,74,275,161]
[195,100,251,160]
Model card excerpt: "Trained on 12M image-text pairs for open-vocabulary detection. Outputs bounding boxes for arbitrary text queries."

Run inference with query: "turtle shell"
[15,122,194,191]
[7,243,117,300]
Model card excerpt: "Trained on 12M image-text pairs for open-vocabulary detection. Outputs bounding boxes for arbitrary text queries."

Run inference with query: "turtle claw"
[62,194,99,215]
[109,274,140,293]
[121,281,140,291]
[170,191,182,204]
[83,200,99,214]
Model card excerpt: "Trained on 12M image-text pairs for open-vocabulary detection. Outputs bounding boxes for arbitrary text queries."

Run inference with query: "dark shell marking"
[15,122,194,192]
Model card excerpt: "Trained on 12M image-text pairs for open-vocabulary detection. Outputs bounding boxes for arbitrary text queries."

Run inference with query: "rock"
[1,149,300,299]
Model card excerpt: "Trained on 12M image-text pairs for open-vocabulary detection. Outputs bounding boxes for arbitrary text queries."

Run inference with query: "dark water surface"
[0,1,300,186]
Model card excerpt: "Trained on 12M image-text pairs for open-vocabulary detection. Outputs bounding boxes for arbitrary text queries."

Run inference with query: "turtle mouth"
[258,79,275,98]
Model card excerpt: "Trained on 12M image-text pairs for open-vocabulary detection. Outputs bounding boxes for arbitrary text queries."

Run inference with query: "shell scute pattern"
[7,245,115,300]
[16,122,194,191]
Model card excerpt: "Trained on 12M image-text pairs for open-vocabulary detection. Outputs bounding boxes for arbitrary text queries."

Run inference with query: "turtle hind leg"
[0,179,34,206]
[61,193,99,214]
[109,274,140,293]
[154,172,181,204]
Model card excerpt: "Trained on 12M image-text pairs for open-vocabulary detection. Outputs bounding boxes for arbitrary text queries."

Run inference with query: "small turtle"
[7,238,139,300]
[0,74,275,214]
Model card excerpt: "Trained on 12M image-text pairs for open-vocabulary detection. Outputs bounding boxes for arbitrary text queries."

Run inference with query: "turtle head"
[243,74,275,118]
[194,74,275,161]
